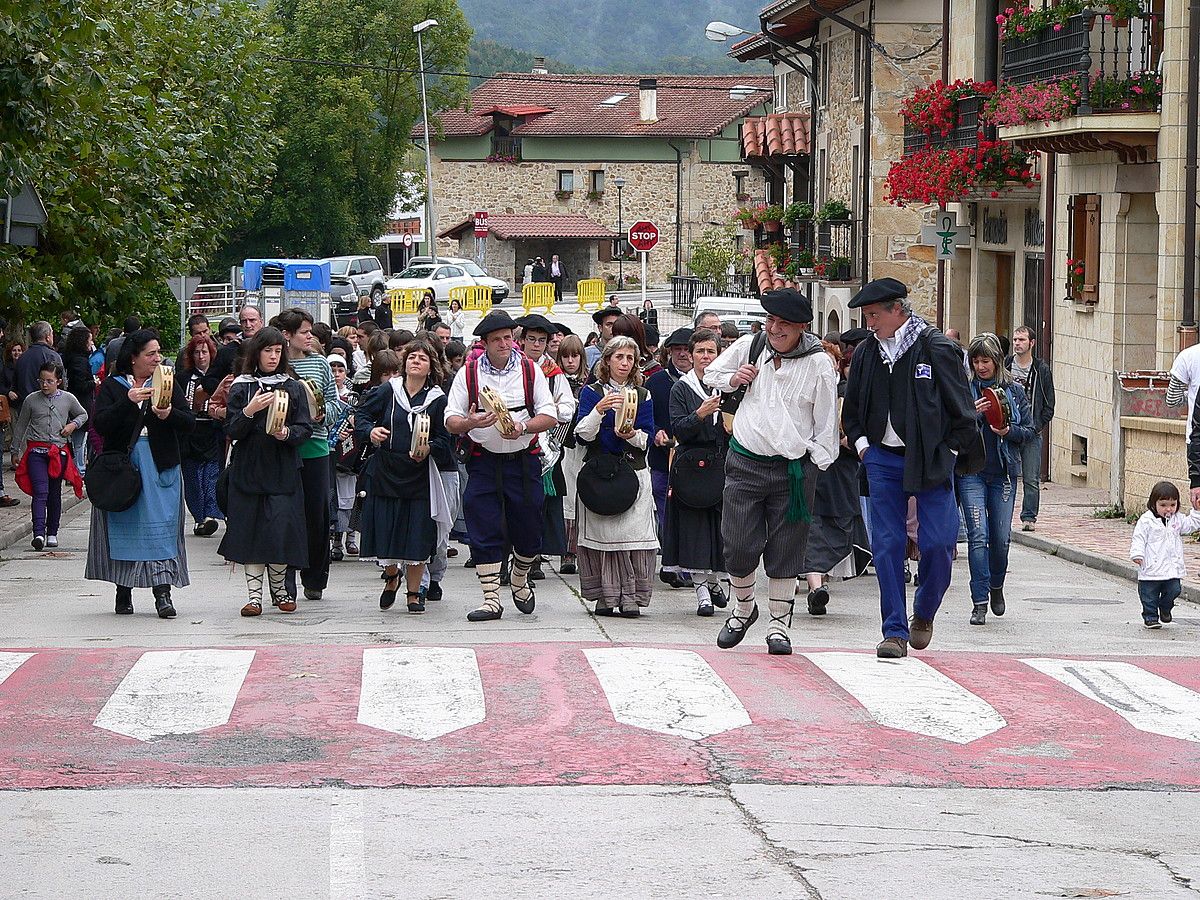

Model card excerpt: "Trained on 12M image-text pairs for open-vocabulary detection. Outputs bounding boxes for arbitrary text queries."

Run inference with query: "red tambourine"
[981,387,1012,430]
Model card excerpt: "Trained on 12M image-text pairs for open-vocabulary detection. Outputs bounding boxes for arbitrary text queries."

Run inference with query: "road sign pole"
[641,252,647,307]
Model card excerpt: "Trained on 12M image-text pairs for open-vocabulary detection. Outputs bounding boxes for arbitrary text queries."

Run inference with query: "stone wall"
[431,151,766,288]
[1121,417,1188,515]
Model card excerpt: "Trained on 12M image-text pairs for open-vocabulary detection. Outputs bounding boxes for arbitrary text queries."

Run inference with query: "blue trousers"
[27,450,63,538]
[463,450,544,565]
[1017,432,1042,522]
[181,458,223,524]
[1138,579,1179,622]
[863,446,958,640]
[957,471,1016,602]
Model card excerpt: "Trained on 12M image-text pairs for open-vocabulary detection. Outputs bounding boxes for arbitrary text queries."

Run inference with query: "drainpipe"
[859,1,874,288]
[1181,0,1200,348]
[936,0,950,329]
[670,141,685,277]
[1042,153,1057,482]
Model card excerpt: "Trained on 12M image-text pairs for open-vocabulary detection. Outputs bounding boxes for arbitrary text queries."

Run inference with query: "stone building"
[423,71,772,288]
[728,0,944,334]
[926,0,1189,510]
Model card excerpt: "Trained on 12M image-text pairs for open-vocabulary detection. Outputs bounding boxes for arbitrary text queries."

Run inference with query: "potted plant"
[816,199,852,222]
[796,249,815,275]
[830,256,852,280]
[759,204,785,233]
[1066,255,1085,297]
[733,207,758,230]
[554,189,572,201]
[585,190,604,201]
[781,201,814,229]
[813,256,829,278]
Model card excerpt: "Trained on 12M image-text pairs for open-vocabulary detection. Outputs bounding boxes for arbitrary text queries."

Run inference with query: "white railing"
[188,283,245,322]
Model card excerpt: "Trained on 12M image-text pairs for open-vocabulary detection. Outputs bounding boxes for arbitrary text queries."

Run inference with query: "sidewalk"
[0,466,87,553]
[1010,481,1200,604]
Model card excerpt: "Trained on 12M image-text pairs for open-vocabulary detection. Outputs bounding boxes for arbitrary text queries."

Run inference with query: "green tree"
[687,226,739,293]
[216,0,472,267]
[0,0,279,329]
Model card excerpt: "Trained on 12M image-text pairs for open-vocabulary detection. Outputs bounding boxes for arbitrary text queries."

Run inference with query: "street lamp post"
[414,18,439,265]
[613,176,626,290]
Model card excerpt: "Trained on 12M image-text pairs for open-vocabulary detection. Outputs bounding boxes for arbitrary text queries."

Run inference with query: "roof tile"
[441,214,617,241]
[743,113,811,158]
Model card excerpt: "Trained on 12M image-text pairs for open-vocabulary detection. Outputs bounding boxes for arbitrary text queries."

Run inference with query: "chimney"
[531,56,548,75]
[639,78,658,123]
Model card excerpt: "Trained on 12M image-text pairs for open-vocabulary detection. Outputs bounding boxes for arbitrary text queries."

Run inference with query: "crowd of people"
[0,277,1082,652]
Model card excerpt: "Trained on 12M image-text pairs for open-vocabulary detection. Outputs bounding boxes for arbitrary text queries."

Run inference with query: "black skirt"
[218,488,309,567]
[359,493,436,562]
[661,498,724,573]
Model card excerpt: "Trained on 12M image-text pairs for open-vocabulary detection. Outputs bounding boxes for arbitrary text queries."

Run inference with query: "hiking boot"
[908,615,934,650]
[970,603,987,626]
[989,587,1006,617]
[875,637,907,659]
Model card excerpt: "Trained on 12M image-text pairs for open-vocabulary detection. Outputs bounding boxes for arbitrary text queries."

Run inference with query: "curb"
[0,494,87,553]
[1010,530,1200,606]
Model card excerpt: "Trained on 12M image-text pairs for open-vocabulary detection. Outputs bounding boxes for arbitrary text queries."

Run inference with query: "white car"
[387,257,510,304]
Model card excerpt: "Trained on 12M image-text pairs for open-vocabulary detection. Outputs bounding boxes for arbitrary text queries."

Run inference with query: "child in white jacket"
[1130,481,1200,628]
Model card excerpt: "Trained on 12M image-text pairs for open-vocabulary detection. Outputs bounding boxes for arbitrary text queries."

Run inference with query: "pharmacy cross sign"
[919,211,970,261]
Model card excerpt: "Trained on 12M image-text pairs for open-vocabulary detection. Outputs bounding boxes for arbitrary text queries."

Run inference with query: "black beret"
[760,288,813,324]
[592,306,623,325]
[218,317,241,336]
[513,314,555,336]
[555,322,574,336]
[644,324,660,346]
[473,310,516,337]
[663,327,693,348]
[840,327,870,345]
[848,277,908,309]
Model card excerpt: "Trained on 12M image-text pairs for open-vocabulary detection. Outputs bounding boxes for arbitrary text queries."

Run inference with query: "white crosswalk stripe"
[1024,658,1200,745]
[805,651,1008,744]
[0,652,33,688]
[357,647,486,740]
[93,649,256,741]
[584,647,751,740]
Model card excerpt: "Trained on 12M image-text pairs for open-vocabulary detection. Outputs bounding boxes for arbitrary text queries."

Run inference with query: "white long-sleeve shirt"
[703,333,839,470]
[1130,508,1200,580]
[445,353,556,454]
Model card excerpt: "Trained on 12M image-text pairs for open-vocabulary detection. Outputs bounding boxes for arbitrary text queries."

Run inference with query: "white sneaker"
[46,535,58,548]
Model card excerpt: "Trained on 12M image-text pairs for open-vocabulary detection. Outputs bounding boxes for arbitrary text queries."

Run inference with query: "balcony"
[902,94,992,156]
[488,135,522,162]
[996,9,1162,162]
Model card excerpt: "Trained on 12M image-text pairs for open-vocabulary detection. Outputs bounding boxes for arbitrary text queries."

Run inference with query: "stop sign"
[628,221,659,253]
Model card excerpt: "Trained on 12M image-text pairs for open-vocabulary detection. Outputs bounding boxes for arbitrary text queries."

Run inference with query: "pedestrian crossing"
[0,643,1198,790]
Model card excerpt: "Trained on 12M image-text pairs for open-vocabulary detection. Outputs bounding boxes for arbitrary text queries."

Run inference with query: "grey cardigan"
[13,390,88,457]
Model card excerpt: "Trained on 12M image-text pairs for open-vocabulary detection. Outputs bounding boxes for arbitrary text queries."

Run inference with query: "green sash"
[729,435,810,524]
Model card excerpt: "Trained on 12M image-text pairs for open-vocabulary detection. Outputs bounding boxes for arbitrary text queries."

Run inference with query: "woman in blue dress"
[86,329,195,618]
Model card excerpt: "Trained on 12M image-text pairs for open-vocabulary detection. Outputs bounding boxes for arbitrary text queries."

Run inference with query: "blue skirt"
[107,437,183,561]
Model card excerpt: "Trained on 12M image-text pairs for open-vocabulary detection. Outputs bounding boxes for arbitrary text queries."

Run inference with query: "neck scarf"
[680,368,718,423]
[232,372,291,387]
[878,315,930,368]
[480,348,520,377]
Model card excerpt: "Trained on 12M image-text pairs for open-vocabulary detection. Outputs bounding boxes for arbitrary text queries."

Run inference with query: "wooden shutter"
[1082,194,1101,303]
[599,239,613,263]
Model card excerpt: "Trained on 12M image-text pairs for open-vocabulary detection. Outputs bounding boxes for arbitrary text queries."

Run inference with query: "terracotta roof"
[427,74,772,139]
[440,214,617,241]
[743,113,811,158]
[754,249,801,293]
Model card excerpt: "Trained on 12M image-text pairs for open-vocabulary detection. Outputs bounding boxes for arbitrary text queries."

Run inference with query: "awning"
[743,113,811,159]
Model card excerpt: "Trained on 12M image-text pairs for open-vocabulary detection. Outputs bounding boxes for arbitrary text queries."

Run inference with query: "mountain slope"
[459,0,767,74]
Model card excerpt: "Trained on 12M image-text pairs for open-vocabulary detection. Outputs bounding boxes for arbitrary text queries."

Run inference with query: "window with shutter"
[1068,193,1102,304]
[599,239,612,262]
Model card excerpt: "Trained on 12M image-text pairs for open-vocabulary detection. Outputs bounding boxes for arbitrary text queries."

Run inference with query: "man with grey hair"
[15,321,62,401]
[842,278,976,659]
[694,310,722,331]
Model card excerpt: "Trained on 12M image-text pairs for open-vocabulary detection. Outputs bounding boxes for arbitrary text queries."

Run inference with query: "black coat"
[531,263,548,282]
[1004,353,1055,433]
[61,349,95,411]
[842,327,976,493]
[645,363,683,472]
[93,373,196,472]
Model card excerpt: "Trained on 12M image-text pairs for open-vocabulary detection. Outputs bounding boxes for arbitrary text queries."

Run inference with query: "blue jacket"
[969,379,1033,476]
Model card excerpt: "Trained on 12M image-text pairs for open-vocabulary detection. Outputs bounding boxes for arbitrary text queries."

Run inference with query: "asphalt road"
[1,502,1198,899]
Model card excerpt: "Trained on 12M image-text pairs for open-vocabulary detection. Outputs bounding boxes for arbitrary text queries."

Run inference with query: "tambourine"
[265,389,290,434]
[150,365,174,410]
[479,386,517,437]
[301,378,324,421]
[981,387,1012,430]
[615,386,639,434]
[410,413,431,459]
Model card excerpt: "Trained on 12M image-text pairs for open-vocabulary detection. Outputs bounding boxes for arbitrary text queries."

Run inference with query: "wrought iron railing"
[670,274,754,312]
[902,94,993,155]
[489,135,523,160]
[789,219,860,282]
[1001,10,1161,114]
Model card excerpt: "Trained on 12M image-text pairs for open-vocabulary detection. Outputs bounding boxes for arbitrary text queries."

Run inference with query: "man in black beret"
[703,288,839,655]
[446,311,558,622]
[842,277,976,658]
[587,306,622,369]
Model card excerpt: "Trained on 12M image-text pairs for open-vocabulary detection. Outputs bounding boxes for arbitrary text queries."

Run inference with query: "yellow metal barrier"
[522,282,555,315]
[450,284,493,312]
[575,278,606,312]
[387,287,425,318]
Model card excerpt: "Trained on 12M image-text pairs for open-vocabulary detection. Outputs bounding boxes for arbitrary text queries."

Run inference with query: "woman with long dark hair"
[86,329,195,618]
[219,327,314,616]
[59,325,95,474]
[179,333,223,536]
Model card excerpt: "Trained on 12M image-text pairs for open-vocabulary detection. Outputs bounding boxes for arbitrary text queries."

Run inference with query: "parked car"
[386,257,510,305]
[324,255,387,304]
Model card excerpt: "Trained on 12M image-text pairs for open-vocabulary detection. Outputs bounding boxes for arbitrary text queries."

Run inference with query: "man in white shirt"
[704,288,839,656]
[549,254,567,303]
[446,312,558,622]
[1166,342,1200,437]
[516,314,578,579]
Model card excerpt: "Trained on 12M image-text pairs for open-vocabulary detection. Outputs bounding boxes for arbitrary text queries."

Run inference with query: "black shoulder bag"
[576,388,644,517]
[86,401,148,512]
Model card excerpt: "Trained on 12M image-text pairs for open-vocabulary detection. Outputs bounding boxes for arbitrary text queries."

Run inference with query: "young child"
[1130,481,1200,628]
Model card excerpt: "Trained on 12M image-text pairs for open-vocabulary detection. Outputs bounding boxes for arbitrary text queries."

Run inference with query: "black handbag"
[577,451,639,516]
[86,402,148,512]
[670,446,726,509]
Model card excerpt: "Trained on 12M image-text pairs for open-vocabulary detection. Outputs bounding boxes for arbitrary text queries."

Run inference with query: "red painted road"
[1,643,1198,790]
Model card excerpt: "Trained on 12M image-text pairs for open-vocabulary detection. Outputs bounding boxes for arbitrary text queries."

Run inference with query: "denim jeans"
[1017,432,1042,522]
[957,471,1017,603]
[1138,579,1180,622]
